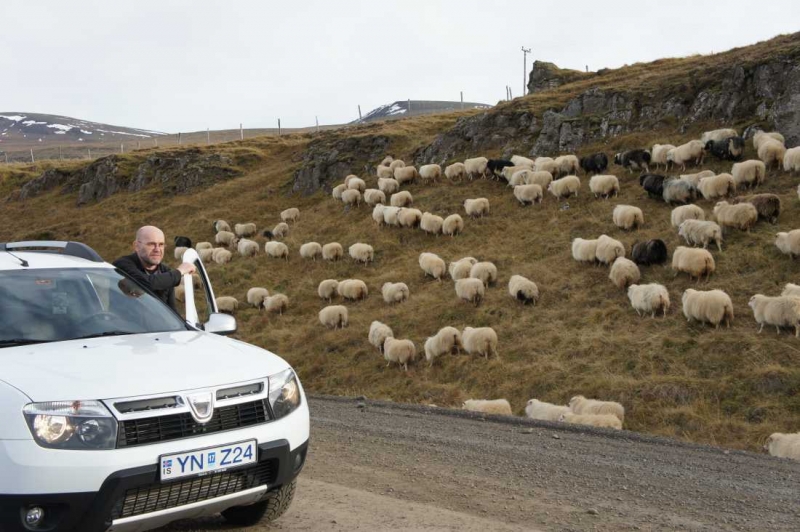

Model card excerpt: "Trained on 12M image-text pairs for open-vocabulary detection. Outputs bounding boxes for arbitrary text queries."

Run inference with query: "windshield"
[0,268,188,346]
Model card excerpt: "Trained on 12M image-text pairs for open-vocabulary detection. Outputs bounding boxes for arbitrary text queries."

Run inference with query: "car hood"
[0,331,289,402]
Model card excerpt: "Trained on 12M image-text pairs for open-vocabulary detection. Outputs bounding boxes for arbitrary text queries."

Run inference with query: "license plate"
[159,439,257,481]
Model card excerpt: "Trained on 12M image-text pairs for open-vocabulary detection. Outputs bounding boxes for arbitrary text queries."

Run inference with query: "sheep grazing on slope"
[216,296,239,314]
[757,139,787,169]
[371,206,385,228]
[588,174,620,199]
[197,248,215,262]
[380,155,394,167]
[784,147,800,175]
[234,223,257,238]
[782,283,800,298]
[382,206,401,227]
[672,246,715,282]
[671,205,706,228]
[507,169,532,186]
[449,257,478,281]
[765,433,800,460]
[195,241,212,250]
[662,178,696,205]
[678,220,723,252]
[705,137,745,161]
[533,157,557,174]
[424,326,462,366]
[265,241,289,261]
[381,282,409,304]
[444,162,467,182]
[547,175,580,199]
[614,149,651,173]
[464,198,490,217]
[525,399,570,421]
[394,166,419,185]
[383,337,417,371]
[697,173,735,201]
[732,194,781,224]
[247,287,269,308]
[502,165,530,183]
[389,159,406,171]
[559,412,622,430]
[174,246,188,260]
[318,279,339,302]
[775,230,800,258]
[299,242,323,261]
[682,289,733,328]
[264,222,289,241]
[442,214,464,237]
[470,261,498,287]
[419,252,446,281]
[631,239,668,265]
[627,283,670,318]
[369,321,393,352]
[215,230,239,248]
[377,177,400,195]
[319,305,348,329]
[464,157,489,180]
[237,239,259,257]
[753,131,785,151]
[554,155,580,177]
[332,183,347,200]
[524,170,553,189]
[651,144,676,169]
[680,170,715,187]
[363,189,386,206]
[281,208,300,223]
[613,205,644,230]
[667,140,705,170]
[462,399,512,416]
[397,208,423,228]
[347,177,366,193]
[461,327,499,359]
[174,236,192,248]
[337,279,368,301]
[508,275,539,305]
[713,201,758,232]
[639,174,665,199]
[348,243,374,265]
[322,242,344,262]
[513,184,543,205]
[487,159,514,179]
[341,188,362,207]
[569,395,625,423]
[609,257,641,289]
[212,220,231,233]
[579,152,608,175]
[701,128,738,143]
[212,248,232,265]
[455,278,485,306]
[263,294,289,315]
[748,294,800,336]
[572,238,598,264]
[390,190,413,207]
[511,155,535,168]
[420,212,444,235]
[595,235,625,266]
[731,160,766,189]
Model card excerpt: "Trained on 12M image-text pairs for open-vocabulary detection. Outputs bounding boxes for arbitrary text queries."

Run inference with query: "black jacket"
[113,253,181,311]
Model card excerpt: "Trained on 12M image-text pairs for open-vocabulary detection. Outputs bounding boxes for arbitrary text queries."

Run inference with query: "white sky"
[1,1,797,133]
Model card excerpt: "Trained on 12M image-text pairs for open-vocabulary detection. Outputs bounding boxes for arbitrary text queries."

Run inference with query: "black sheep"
[631,239,668,265]
[615,149,651,173]
[705,137,745,161]
[487,159,514,179]
[579,153,608,175]
[639,174,666,199]
[174,236,192,248]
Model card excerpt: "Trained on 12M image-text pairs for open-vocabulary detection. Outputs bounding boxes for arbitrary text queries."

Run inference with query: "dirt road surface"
[164,395,800,531]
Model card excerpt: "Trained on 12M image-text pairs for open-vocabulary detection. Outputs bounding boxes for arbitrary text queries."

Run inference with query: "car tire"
[221,479,296,525]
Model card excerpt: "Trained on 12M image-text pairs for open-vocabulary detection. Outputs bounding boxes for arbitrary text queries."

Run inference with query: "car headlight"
[268,368,301,420]
[23,401,118,450]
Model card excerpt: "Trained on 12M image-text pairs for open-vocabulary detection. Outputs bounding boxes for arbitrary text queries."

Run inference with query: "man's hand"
[177,262,196,275]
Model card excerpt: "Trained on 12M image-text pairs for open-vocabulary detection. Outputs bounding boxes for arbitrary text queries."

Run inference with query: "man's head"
[133,226,165,269]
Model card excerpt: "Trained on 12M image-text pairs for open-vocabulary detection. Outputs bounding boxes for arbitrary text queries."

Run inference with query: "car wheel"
[221,479,296,525]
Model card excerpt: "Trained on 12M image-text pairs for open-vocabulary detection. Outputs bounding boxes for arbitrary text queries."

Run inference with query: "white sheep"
[463,198,490,217]
[651,144,676,168]
[319,305,348,329]
[247,287,269,308]
[470,261,497,287]
[713,201,758,232]
[671,204,706,228]
[381,282,409,304]
[554,155,580,177]
[775,230,800,258]
[782,283,800,298]
[419,252,446,281]
[500,165,529,183]
[463,157,488,180]
[336,279,368,301]
[701,128,737,143]
[318,279,339,302]
[281,208,300,223]
[419,164,442,184]
[753,131,785,151]
[380,155,394,167]
[682,288,733,328]
[424,326,462,366]
[513,184,543,206]
[454,278,485,306]
[234,223,257,238]
[569,395,625,423]
[667,140,705,170]
[511,155,535,167]
[462,399,512,416]
[382,206,401,227]
[213,220,231,233]
[174,246,188,260]
[347,177,366,193]
[784,147,800,175]
[377,165,395,180]
[372,204,386,226]
[609,257,641,289]
[612,205,644,230]
[588,174,619,199]
[195,242,213,251]
[442,214,464,236]
[344,174,359,187]
[263,294,289,315]
[678,220,723,251]
[731,160,766,189]
[524,170,553,189]
[348,243,374,265]
[341,188,362,206]
[748,294,800,336]
[444,162,466,182]
[627,283,670,318]
[394,166,419,184]
[420,212,444,235]
[595,234,625,265]
[508,274,539,305]
[265,241,289,261]
[559,412,622,430]
[534,157,558,174]
[397,208,422,228]
[547,175,580,199]
[198,248,215,262]
[389,159,406,171]
[572,237,599,263]
[449,257,478,280]
[697,173,735,200]
[383,337,417,371]
[216,296,239,314]
[369,321,393,352]
[765,433,800,460]
[270,222,289,240]
[237,238,259,257]
[332,183,347,200]
[757,139,787,169]
[672,246,715,282]
[377,177,400,195]
[363,189,386,206]
[215,230,239,248]
[506,168,531,187]
[322,242,343,261]
[390,190,413,207]
[212,248,232,265]
[680,170,715,187]
[299,242,322,261]
[525,399,570,421]
[461,326,499,359]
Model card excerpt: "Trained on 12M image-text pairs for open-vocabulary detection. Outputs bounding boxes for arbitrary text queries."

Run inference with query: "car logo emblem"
[186,392,214,424]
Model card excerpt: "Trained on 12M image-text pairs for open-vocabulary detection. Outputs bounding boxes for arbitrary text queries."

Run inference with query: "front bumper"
[0,438,308,532]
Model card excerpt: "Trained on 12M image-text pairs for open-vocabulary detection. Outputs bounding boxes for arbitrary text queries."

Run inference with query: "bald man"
[113,226,196,312]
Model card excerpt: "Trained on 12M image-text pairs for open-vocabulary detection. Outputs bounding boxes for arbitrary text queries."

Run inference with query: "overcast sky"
[1,1,797,133]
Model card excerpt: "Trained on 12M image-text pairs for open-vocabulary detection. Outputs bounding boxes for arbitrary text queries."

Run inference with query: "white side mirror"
[205,313,237,335]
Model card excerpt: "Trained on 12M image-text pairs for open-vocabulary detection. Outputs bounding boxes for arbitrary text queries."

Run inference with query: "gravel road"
[164,395,800,532]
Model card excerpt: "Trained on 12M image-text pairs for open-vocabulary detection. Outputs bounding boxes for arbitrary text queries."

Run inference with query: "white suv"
[0,241,310,532]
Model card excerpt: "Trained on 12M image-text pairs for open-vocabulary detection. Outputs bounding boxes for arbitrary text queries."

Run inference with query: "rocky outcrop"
[127,150,239,197]
[528,61,589,94]
[19,168,74,201]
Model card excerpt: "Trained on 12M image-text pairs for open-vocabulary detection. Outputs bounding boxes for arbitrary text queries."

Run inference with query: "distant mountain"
[0,113,166,148]
[356,100,491,123]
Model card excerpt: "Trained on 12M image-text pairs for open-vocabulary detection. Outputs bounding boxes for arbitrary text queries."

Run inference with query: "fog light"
[25,506,44,527]
[294,453,302,469]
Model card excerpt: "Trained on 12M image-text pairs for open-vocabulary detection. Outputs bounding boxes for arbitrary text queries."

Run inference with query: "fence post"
[460,91,464,110]
[59,146,62,160]
[120,143,124,154]
[207,128,210,145]
[278,119,281,136]
[30,149,34,163]
[408,99,411,113]
[137,141,141,150]
[358,105,362,121]
[88,149,91,159]
[316,116,319,133]
[3,152,7,164]
[154,138,158,148]
[178,132,182,145]
[240,123,243,140]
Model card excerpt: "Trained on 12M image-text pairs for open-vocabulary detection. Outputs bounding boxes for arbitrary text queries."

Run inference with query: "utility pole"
[59,146,62,160]
[521,46,531,98]
[460,91,464,110]
[315,116,319,133]
[30,149,34,163]
[358,105,362,122]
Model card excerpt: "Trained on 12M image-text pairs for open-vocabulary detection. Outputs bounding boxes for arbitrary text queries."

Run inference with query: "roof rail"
[0,241,104,263]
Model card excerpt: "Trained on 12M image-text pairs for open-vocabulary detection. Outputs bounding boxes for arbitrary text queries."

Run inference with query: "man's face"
[135,229,165,268]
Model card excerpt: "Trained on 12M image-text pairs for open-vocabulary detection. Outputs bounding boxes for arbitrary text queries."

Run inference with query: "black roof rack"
[0,241,104,263]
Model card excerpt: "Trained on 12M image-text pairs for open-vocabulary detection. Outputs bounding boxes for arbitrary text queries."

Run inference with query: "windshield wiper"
[0,339,51,348]
[68,331,137,341]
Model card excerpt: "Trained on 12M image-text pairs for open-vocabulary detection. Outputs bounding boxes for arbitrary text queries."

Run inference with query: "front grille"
[116,399,271,448]
[110,459,278,519]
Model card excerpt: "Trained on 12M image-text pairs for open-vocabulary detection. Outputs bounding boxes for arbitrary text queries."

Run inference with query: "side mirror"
[205,312,237,335]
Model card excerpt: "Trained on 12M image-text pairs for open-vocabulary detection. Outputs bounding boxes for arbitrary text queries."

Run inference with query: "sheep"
[337,279,368,301]
[318,279,339,302]
[640,174,665,199]
[631,239,668,265]
[281,208,300,223]
[627,283,670,318]
[174,246,188,260]
[419,252,446,281]
[444,162,467,182]
[753,131,785,151]
[198,248,215,262]
[572,238,599,264]
[390,190,413,207]
[579,153,609,175]
[569,395,625,423]
[470,261,498,287]
[782,283,800,298]
[419,164,442,184]
[511,155,535,167]
[667,140,705,170]
[363,189,386,206]
[713,201,758,232]
[215,296,239,314]
[614,150,651,173]
[212,220,231,233]
[464,157,488,180]
[397,208,422,228]
[420,212,444,235]
[701,128,738,143]
[263,294,289,315]
[332,184,347,200]
[525,399,570,421]
[389,159,406,171]
[588,174,619,199]
[461,327,498,359]
[558,412,622,430]
[381,282,409,304]
[554,155,580,177]
[423,326,462,366]
[237,238,259,257]
[595,234,625,266]
[758,139,787,169]
[524,170,553,189]
[508,275,539,305]
[264,222,289,240]
[748,294,800,336]
[369,205,385,228]
[732,194,781,224]
[394,166,419,185]
[612,205,644,230]
[299,242,323,261]
[678,220,723,252]
[449,257,478,281]
[513,184,543,206]
[348,243,374,265]
[547,175,580,199]
[377,177,400,194]
[504,167,530,186]
[344,174,359,187]
[463,198,490,217]
[442,214,464,237]
[533,157,558,174]
[682,288,734,328]
[380,155,393,167]
[697,173,735,200]
[784,147,800,174]
[455,278,485,306]
[215,230,239,248]
[322,242,344,261]
[775,230,800,258]
[347,177,366,193]
[383,337,417,371]
[195,241,213,250]
[731,160,766,189]
[680,170,715,187]
[609,257,641,289]
[234,223,257,238]
[662,178,696,205]
[462,399,512,416]
[382,206,401,227]
[377,165,395,180]
[706,137,745,161]
[672,247,715,282]
[265,241,289,261]
[765,433,800,460]
[369,321,393,352]
[671,204,706,228]
[319,305,348,329]
[212,248,232,265]
[651,144,676,168]
[341,188,362,206]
